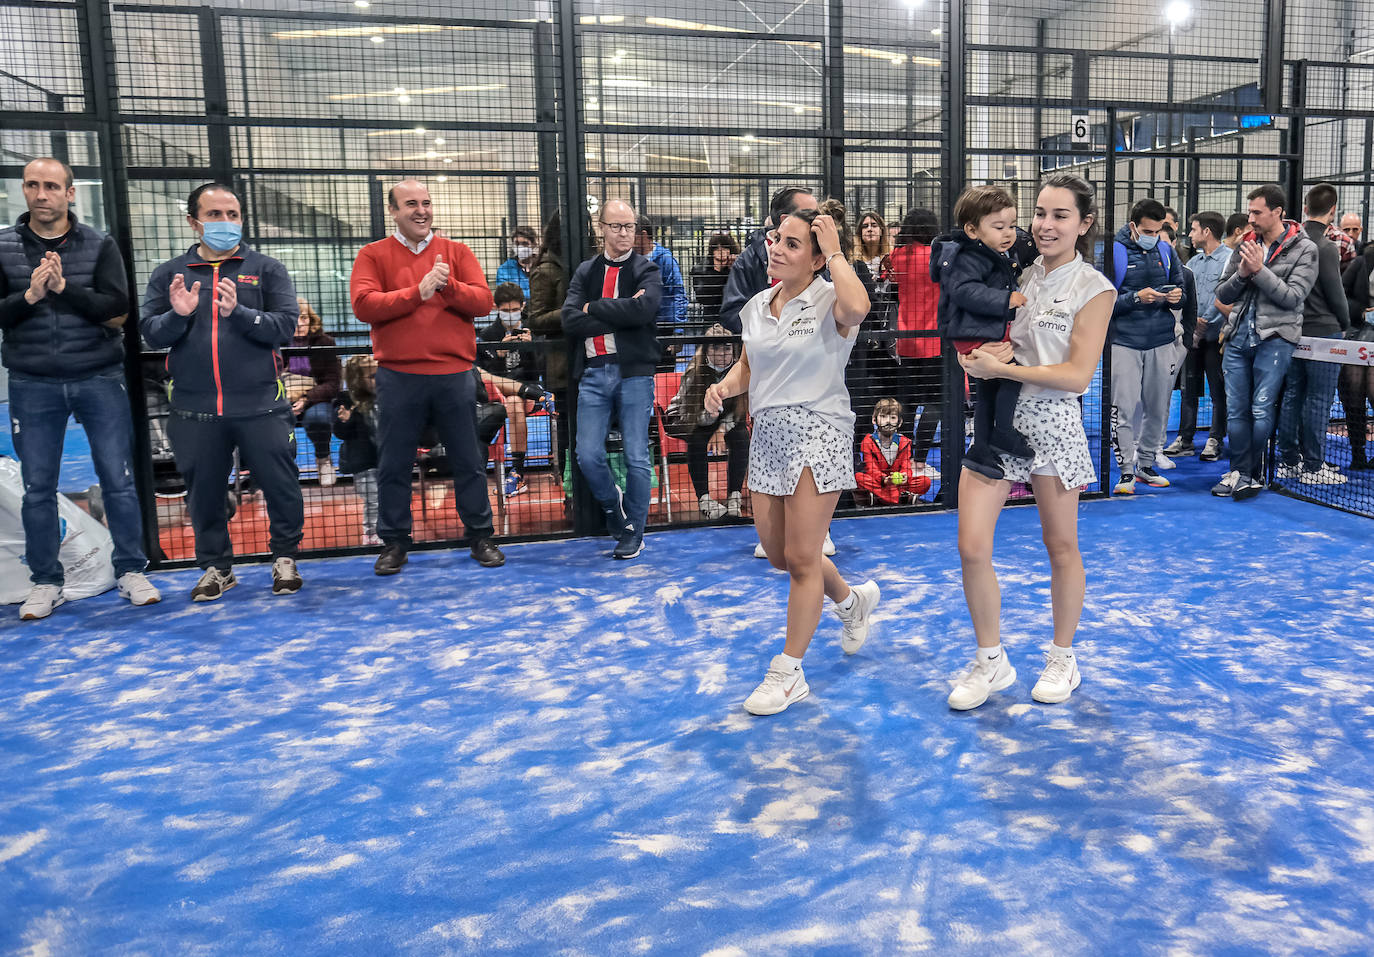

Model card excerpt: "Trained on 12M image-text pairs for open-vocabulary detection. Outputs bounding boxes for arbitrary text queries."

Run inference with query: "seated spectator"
[284,297,342,486]
[477,366,553,498]
[495,226,537,297]
[690,233,739,327]
[855,398,932,505]
[480,282,547,497]
[333,355,380,544]
[663,324,749,519]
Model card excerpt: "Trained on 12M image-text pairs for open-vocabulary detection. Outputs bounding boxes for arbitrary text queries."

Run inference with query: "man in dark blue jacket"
[562,199,661,560]
[718,187,819,334]
[0,158,160,619]
[142,183,304,601]
[1109,197,1186,493]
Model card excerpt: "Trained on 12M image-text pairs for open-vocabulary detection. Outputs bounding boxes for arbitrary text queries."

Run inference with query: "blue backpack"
[1112,239,1172,290]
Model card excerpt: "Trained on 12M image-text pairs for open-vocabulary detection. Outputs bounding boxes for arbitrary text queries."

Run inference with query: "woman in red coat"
[887,208,943,478]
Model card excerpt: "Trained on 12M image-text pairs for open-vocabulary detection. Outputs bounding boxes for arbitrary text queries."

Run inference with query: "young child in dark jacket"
[333,355,381,545]
[931,185,1033,479]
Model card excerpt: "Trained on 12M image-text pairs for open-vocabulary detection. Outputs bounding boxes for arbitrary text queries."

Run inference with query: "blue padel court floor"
[3,454,1373,955]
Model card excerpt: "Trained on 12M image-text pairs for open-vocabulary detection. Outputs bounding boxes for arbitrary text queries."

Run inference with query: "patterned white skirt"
[748,406,857,496]
[998,396,1096,491]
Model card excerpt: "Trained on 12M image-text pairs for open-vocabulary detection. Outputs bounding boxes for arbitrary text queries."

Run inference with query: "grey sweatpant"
[1111,341,1181,473]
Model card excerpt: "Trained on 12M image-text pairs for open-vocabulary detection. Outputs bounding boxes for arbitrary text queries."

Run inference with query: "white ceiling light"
[354,0,369,7]
[1164,0,1191,26]
[434,137,445,145]
[371,35,384,44]
[397,94,411,103]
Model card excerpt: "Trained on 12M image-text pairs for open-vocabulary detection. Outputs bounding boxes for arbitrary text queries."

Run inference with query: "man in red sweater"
[350,179,504,573]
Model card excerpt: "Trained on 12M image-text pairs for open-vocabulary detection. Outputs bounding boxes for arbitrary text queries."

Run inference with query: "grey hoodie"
[1216,221,1318,345]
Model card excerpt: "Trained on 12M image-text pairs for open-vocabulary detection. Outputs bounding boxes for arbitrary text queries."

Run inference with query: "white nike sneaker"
[19,584,64,621]
[743,655,810,715]
[822,533,836,556]
[834,580,880,654]
[754,541,769,559]
[117,571,162,606]
[947,650,1017,710]
[1153,451,1176,471]
[1031,648,1082,704]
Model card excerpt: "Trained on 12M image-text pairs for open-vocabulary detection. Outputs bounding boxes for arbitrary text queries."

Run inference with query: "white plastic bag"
[0,456,116,603]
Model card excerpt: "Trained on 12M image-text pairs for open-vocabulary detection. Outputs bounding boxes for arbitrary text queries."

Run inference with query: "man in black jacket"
[718,187,818,334]
[562,199,661,559]
[142,182,304,601]
[1274,183,1352,484]
[0,158,160,620]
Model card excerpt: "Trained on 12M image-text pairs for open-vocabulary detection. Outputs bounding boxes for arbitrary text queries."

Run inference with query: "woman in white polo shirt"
[705,201,880,716]
[949,173,1117,711]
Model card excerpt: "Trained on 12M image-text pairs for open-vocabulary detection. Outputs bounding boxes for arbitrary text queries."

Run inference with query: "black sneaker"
[191,567,237,602]
[1137,466,1170,488]
[374,543,408,576]
[271,556,303,595]
[470,538,506,567]
[1232,477,1263,501]
[960,443,1006,481]
[612,530,644,560]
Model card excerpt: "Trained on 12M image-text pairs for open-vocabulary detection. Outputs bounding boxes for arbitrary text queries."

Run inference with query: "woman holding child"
[948,173,1117,711]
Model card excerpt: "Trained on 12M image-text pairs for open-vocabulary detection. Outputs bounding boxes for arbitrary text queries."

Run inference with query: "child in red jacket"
[855,398,933,505]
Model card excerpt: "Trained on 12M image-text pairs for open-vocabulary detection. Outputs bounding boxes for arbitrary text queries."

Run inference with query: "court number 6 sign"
[1071,115,1090,145]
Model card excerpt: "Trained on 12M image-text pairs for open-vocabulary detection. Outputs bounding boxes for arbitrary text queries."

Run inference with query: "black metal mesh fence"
[4,0,1374,569]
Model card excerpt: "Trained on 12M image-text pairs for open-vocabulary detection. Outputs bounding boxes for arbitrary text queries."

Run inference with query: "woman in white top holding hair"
[705,200,881,716]
[949,173,1117,711]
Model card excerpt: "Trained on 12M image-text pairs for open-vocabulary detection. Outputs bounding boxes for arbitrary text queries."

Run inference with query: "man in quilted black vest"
[0,158,160,619]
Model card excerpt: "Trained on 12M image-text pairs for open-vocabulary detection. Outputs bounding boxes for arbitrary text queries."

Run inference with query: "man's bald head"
[389,179,434,243]
[1340,212,1363,244]
[599,199,638,258]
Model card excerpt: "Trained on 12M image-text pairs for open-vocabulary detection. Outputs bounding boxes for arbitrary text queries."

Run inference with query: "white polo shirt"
[741,275,858,436]
[1011,253,1116,400]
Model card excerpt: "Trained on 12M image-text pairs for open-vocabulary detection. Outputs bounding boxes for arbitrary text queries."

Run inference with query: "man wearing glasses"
[561,199,662,559]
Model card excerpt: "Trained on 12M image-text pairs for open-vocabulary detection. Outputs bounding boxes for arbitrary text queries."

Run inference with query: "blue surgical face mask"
[1135,231,1159,250]
[199,220,242,251]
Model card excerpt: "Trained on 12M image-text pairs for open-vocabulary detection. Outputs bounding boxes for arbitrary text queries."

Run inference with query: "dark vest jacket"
[0,213,125,380]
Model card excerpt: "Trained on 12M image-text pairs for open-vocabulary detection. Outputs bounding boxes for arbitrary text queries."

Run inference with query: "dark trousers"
[971,376,1024,452]
[685,421,749,498]
[1178,339,1226,444]
[375,366,494,546]
[1338,364,1374,461]
[904,356,944,463]
[167,406,304,570]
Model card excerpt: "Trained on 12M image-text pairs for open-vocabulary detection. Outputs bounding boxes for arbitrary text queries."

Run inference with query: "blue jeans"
[298,400,334,460]
[574,364,654,534]
[1276,357,1340,471]
[1222,335,1295,481]
[8,369,149,585]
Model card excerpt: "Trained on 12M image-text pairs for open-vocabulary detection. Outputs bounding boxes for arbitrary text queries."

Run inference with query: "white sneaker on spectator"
[1210,470,1239,497]
[699,494,727,520]
[117,572,161,606]
[1301,464,1349,486]
[1031,647,1081,703]
[913,462,939,480]
[834,580,880,654]
[1153,451,1176,471]
[318,459,337,487]
[19,584,64,620]
[1275,462,1302,481]
[725,492,743,517]
[948,650,1016,711]
[362,531,383,547]
[1199,437,1222,462]
[743,654,809,715]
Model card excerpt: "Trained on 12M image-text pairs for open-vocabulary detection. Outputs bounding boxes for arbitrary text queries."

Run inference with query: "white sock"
[778,652,803,672]
[835,589,857,612]
[1047,643,1074,659]
[977,645,1003,664]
